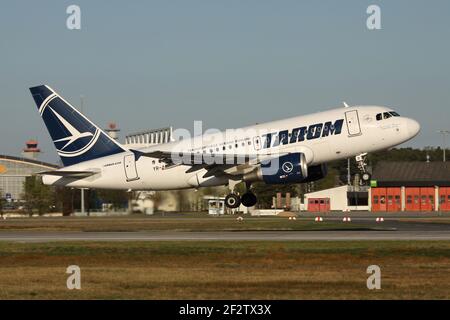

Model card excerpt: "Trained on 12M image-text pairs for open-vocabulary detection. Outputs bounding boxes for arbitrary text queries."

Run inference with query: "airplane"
[30,85,420,208]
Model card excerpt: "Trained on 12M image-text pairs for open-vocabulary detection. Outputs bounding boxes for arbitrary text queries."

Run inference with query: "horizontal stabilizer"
[37,170,98,178]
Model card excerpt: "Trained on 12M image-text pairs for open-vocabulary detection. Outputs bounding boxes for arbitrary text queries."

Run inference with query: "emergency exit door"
[124,154,139,181]
[345,110,362,136]
[253,136,262,151]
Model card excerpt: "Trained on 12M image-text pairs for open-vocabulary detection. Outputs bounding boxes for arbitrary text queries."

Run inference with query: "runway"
[0,230,449,242]
[0,216,449,242]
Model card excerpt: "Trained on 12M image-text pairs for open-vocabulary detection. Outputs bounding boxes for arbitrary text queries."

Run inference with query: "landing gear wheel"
[241,192,257,207]
[225,194,241,209]
[355,153,371,184]
[362,172,371,182]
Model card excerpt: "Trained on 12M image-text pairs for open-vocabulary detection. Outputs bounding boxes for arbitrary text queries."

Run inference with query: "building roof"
[372,161,450,187]
[0,155,59,170]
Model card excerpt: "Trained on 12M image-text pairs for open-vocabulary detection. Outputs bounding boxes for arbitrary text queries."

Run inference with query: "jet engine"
[243,153,307,184]
[243,153,327,184]
[301,163,328,183]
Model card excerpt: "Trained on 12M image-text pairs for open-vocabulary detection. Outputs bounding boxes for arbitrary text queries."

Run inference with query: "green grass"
[0,215,370,232]
[0,241,449,299]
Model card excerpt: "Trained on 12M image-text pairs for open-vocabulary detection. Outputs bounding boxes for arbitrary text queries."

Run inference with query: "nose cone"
[406,118,421,138]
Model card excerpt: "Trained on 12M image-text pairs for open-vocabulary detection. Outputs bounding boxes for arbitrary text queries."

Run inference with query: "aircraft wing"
[37,170,99,178]
[134,149,286,177]
[135,150,259,165]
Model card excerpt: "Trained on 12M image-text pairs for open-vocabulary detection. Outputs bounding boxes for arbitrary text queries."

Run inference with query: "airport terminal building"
[0,155,59,202]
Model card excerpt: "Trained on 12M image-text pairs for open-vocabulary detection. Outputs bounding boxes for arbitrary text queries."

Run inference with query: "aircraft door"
[345,110,362,136]
[124,153,139,182]
[253,136,262,151]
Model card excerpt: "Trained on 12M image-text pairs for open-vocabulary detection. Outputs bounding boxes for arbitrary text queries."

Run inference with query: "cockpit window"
[383,112,392,119]
[377,111,400,121]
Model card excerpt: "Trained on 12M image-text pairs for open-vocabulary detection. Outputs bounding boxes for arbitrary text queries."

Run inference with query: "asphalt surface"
[0,230,450,242]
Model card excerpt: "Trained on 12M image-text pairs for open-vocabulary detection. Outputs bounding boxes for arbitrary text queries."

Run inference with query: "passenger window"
[376,113,382,121]
[383,112,392,119]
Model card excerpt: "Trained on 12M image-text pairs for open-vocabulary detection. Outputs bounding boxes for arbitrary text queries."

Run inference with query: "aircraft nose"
[406,118,421,138]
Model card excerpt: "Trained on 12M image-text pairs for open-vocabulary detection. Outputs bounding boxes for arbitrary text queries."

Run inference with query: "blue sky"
[1,0,449,163]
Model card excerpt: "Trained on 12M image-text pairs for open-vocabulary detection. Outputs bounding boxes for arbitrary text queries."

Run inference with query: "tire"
[362,173,371,182]
[241,192,257,207]
[225,194,241,209]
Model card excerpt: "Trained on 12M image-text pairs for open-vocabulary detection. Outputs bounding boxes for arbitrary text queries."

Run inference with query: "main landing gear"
[355,153,371,182]
[225,181,257,209]
[224,194,241,209]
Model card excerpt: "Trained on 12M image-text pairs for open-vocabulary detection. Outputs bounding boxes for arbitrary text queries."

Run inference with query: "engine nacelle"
[301,164,328,183]
[243,153,309,185]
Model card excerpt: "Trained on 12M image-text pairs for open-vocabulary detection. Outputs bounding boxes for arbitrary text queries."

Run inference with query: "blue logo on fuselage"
[262,119,344,149]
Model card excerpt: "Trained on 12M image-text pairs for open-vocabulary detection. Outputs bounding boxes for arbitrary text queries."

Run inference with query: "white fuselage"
[43,105,420,190]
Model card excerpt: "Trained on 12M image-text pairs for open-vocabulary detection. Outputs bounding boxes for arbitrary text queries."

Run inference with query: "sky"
[0,0,449,163]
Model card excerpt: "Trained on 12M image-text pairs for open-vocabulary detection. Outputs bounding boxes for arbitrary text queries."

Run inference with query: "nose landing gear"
[355,153,371,182]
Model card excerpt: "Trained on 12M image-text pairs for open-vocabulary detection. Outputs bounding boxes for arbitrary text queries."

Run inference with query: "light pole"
[347,158,351,186]
[80,95,85,113]
[80,188,85,215]
[437,130,450,162]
